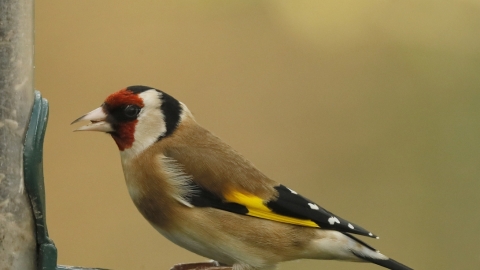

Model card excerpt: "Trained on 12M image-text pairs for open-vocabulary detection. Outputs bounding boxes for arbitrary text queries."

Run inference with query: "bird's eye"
[123,105,141,119]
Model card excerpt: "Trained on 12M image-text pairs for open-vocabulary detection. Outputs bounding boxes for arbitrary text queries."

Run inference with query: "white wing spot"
[328,216,340,225]
[369,232,373,236]
[287,188,297,194]
[308,203,319,210]
[348,223,354,229]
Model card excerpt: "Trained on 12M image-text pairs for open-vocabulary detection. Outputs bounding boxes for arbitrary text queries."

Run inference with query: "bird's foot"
[170,262,232,270]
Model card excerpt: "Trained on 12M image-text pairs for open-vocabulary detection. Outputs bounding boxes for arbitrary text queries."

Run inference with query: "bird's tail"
[309,231,412,270]
[344,233,413,270]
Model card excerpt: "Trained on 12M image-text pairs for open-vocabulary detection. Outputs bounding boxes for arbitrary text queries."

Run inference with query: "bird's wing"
[186,181,378,239]
[167,130,378,238]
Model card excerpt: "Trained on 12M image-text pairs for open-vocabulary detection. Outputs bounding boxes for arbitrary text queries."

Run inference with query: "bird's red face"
[104,89,145,150]
[72,86,184,152]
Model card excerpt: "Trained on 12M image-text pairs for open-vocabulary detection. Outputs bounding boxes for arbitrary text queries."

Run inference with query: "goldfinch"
[72,86,412,270]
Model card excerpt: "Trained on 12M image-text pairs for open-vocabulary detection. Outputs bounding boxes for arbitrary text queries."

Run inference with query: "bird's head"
[72,85,189,155]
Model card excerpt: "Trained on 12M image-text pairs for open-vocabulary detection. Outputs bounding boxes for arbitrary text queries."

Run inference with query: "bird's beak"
[71,107,114,132]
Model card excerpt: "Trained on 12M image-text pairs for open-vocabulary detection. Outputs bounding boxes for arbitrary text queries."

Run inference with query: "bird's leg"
[170,262,232,270]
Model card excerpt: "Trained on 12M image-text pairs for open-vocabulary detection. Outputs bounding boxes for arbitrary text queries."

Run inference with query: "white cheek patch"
[122,90,166,159]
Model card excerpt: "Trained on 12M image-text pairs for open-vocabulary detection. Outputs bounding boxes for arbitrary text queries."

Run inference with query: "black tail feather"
[352,251,413,270]
[342,232,377,252]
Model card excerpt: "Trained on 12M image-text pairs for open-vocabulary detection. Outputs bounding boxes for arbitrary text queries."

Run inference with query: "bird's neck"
[120,149,183,229]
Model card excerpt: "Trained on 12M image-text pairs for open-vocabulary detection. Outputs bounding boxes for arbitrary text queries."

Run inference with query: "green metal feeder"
[0,0,105,269]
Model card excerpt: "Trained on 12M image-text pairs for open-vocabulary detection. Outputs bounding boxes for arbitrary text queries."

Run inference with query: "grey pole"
[0,0,37,269]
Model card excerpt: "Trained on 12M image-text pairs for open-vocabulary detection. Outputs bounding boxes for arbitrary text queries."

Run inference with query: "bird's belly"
[148,207,280,269]
[152,222,239,266]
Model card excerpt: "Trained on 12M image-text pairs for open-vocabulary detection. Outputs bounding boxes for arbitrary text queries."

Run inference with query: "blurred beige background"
[35,1,480,270]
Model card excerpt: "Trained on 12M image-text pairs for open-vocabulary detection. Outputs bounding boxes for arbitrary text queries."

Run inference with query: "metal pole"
[0,0,36,269]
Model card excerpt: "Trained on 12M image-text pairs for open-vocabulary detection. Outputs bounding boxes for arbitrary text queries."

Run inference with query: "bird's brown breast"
[122,148,185,229]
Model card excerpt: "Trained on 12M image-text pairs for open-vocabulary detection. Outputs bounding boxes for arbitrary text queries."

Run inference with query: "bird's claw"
[170,262,232,270]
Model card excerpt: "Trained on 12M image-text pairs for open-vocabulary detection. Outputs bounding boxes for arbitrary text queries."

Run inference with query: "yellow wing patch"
[224,191,319,228]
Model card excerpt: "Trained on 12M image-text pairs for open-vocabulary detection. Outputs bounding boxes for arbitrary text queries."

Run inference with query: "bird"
[72,85,412,270]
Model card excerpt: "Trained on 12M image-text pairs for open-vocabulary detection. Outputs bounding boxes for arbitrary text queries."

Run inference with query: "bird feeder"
[0,0,36,268]
[0,1,229,269]
[0,1,103,269]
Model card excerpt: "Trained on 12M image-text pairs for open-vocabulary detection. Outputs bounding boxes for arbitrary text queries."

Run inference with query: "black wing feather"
[187,181,249,215]
[266,185,378,238]
[185,181,377,238]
